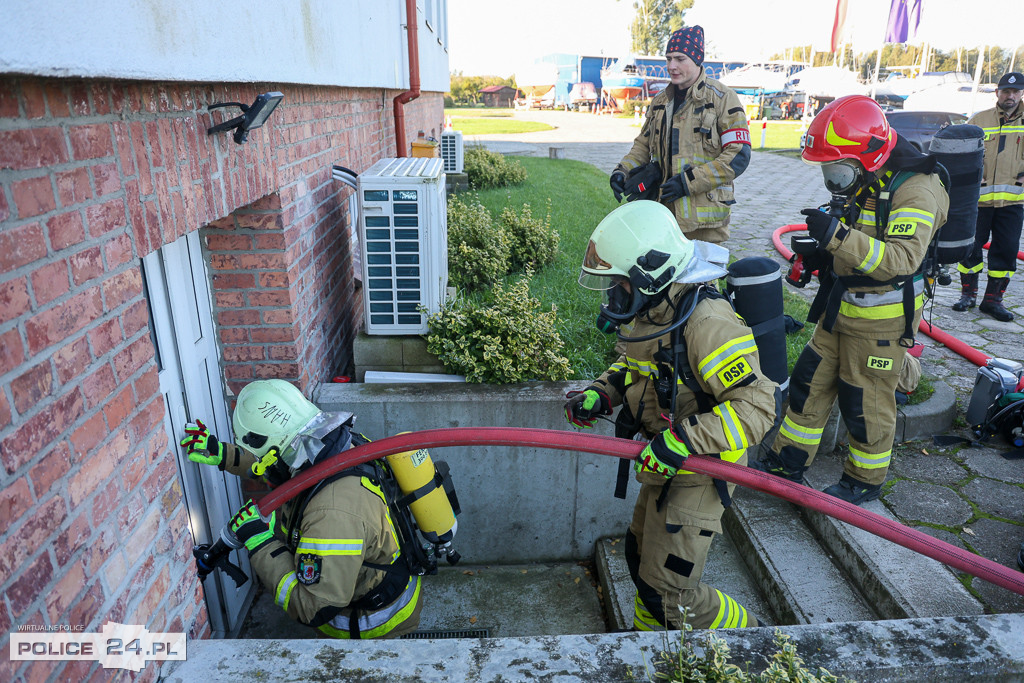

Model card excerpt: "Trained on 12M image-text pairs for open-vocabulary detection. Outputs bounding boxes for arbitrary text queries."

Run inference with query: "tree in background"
[624,0,694,56]
[447,72,516,106]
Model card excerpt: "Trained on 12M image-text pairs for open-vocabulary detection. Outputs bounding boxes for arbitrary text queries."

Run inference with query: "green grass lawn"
[457,156,814,380]
[444,107,515,118]
[749,120,805,151]
[450,118,555,135]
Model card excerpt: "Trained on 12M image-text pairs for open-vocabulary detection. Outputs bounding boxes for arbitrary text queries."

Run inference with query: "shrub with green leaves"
[464,146,528,190]
[425,272,572,383]
[500,200,559,271]
[446,193,510,292]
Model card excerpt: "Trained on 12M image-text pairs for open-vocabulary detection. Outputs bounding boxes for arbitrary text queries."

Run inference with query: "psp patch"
[297,554,322,585]
[886,221,916,238]
[866,355,894,371]
[717,357,752,387]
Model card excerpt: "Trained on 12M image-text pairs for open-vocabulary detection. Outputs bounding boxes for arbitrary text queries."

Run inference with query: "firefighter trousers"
[769,325,906,487]
[625,462,758,630]
[958,205,1024,278]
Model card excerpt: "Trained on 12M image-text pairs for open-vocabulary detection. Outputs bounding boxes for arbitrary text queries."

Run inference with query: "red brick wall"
[0,75,442,681]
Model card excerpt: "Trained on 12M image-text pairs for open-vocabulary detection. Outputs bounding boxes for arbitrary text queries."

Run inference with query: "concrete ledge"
[162,613,1024,682]
[829,379,956,450]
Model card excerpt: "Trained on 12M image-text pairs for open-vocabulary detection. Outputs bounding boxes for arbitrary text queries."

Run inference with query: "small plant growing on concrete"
[464,146,528,189]
[639,618,847,682]
[425,270,572,383]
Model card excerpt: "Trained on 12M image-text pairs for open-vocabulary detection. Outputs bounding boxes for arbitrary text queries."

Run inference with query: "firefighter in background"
[609,25,750,244]
[181,379,423,639]
[952,72,1024,322]
[753,95,949,504]
[564,201,777,630]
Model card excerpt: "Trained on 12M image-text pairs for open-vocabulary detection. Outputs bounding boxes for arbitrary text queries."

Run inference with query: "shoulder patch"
[297,554,322,585]
[717,357,753,387]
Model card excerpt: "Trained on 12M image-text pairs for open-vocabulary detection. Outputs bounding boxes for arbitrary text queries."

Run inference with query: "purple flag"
[885,0,910,44]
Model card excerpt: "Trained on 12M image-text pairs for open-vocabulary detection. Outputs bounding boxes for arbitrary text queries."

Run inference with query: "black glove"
[610,172,626,202]
[800,208,841,246]
[660,174,687,203]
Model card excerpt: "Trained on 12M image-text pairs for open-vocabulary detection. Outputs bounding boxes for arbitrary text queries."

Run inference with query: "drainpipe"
[393,0,420,157]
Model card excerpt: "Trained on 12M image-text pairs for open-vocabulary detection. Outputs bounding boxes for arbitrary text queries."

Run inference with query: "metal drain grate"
[401,628,490,639]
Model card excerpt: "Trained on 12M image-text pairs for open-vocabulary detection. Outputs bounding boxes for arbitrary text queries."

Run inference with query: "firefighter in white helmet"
[564,201,777,630]
[180,379,423,639]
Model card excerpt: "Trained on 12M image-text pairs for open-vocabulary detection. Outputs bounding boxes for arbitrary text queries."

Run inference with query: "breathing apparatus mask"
[820,159,864,196]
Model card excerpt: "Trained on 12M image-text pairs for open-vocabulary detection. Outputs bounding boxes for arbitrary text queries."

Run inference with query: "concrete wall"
[316,381,640,564]
[0,1,451,93]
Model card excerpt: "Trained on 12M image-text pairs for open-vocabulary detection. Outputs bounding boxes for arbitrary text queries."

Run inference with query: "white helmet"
[579,201,728,327]
[232,379,321,467]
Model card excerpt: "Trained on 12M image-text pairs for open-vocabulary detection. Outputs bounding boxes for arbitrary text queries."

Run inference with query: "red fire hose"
[772,223,1024,368]
[259,427,1024,597]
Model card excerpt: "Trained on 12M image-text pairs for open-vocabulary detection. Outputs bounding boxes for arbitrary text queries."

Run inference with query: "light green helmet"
[579,200,728,294]
[232,379,321,465]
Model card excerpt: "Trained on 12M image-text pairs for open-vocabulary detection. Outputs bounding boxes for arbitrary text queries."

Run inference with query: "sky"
[447,0,1023,77]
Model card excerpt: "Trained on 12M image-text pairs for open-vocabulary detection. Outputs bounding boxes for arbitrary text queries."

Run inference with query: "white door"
[143,231,255,637]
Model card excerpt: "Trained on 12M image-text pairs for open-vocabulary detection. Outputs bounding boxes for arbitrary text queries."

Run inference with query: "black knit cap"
[665,25,704,66]
[997,72,1023,90]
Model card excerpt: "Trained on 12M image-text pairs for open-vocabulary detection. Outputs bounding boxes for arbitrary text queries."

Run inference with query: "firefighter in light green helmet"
[181,379,423,638]
[564,201,777,630]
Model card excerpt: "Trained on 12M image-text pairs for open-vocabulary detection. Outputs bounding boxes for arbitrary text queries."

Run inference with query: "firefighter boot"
[822,474,882,505]
[748,446,807,483]
[979,277,1013,322]
[951,273,978,311]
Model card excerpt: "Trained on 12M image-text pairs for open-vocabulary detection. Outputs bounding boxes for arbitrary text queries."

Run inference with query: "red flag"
[831,0,849,54]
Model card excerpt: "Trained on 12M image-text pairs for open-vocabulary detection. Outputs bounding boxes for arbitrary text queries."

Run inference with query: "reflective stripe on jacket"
[968,103,1024,207]
[591,283,777,485]
[824,170,949,338]
[616,69,751,243]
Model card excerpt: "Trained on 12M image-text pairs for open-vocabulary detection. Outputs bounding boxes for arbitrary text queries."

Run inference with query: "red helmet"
[802,95,897,172]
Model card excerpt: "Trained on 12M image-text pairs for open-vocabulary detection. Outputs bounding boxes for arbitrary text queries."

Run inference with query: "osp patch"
[297,554,322,585]
[717,357,752,387]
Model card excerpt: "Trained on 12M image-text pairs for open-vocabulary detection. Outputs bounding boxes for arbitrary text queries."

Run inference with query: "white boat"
[874,71,972,107]
[784,66,866,99]
[515,63,558,98]
[902,81,997,117]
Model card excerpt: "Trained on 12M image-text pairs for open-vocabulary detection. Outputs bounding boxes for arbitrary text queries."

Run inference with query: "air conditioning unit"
[440,130,464,174]
[357,157,448,335]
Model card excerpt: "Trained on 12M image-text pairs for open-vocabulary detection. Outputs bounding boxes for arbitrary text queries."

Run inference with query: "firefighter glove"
[610,172,626,202]
[564,387,612,428]
[635,426,692,478]
[180,419,225,468]
[229,500,276,554]
[659,174,688,203]
[800,208,841,247]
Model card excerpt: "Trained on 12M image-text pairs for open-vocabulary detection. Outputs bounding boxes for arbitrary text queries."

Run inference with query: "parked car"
[885,110,968,152]
[799,109,968,152]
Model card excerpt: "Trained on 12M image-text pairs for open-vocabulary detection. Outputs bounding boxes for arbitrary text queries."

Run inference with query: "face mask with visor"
[820,159,863,195]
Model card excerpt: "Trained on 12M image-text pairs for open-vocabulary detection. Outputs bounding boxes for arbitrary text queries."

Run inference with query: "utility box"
[357,157,448,334]
[440,130,464,173]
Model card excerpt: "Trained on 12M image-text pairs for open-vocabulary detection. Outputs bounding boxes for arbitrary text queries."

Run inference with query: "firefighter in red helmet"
[752,95,949,504]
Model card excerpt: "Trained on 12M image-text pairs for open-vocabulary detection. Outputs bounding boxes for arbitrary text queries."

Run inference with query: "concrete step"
[595,532,775,631]
[801,449,984,619]
[725,487,878,625]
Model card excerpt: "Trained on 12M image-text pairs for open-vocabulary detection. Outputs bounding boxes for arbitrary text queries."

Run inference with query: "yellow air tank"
[385,439,457,545]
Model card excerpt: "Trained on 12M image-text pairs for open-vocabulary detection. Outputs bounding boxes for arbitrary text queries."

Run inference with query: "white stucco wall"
[0,0,449,92]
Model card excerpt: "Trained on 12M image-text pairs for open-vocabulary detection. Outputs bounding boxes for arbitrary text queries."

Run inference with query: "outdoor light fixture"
[206,91,284,144]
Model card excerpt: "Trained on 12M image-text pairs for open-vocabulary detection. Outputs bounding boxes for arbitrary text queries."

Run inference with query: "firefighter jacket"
[819,169,949,339]
[615,69,751,244]
[221,444,421,639]
[968,102,1024,207]
[591,283,778,487]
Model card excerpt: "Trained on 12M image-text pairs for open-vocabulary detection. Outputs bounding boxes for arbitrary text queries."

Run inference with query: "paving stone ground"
[472,110,1024,613]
